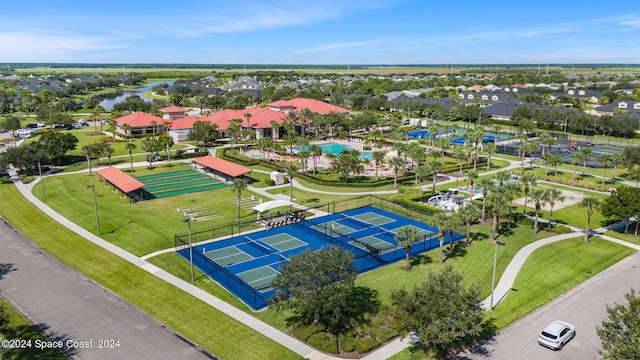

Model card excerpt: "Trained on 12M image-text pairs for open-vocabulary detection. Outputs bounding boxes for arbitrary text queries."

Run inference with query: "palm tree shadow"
[0,262,16,280]
[469,232,488,243]
[410,253,432,267]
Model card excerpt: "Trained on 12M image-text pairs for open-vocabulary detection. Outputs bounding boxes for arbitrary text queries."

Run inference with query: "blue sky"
[1,0,640,64]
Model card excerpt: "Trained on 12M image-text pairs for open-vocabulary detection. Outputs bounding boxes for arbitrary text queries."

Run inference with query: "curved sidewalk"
[11,178,329,360]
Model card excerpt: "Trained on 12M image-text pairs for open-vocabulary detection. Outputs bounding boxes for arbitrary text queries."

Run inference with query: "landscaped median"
[0,183,302,360]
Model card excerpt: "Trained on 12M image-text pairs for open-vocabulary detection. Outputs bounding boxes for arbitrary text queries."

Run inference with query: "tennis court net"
[244,236,274,255]
[339,213,376,230]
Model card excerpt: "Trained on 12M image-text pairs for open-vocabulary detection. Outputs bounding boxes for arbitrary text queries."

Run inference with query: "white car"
[538,320,576,350]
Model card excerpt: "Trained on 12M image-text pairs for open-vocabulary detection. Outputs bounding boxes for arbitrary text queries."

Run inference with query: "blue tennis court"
[177,205,463,310]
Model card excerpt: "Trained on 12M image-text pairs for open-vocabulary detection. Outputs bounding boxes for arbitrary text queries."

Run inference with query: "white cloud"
[0,30,125,61]
[619,19,640,28]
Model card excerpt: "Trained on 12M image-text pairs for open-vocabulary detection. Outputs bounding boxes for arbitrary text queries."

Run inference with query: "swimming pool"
[295,142,373,160]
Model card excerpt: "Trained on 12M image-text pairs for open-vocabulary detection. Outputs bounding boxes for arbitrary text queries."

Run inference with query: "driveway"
[457,251,640,360]
[0,217,214,360]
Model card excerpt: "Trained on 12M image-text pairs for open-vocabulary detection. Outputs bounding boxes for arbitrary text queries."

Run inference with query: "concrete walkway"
[10,177,328,360]
[8,153,637,360]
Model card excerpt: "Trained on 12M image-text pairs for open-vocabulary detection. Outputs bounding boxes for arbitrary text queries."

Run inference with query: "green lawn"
[0,298,67,360]
[603,229,640,246]
[388,236,635,360]
[35,163,270,256]
[0,183,302,360]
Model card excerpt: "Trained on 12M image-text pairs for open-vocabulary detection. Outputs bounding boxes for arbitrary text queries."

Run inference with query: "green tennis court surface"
[237,266,280,292]
[205,246,253,267]
[257,233,307,252]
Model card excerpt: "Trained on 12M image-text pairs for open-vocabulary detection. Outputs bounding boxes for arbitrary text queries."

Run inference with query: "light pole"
[490,241,506,310]
[563,116,569,134]
[36,157,45,200]
[87,185,100,234]
[182,218,194,282]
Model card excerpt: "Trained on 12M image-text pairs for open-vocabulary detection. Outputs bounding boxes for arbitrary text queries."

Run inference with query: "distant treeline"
[1,63,639,70]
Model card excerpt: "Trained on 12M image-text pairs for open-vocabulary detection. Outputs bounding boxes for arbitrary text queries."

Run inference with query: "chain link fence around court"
[174,195,466,310]
[174,194,459,246]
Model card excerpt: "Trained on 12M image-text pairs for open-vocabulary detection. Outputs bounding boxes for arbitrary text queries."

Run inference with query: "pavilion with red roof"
[97,166,146,202]
[160,105,187,120]
[193,155,252,181]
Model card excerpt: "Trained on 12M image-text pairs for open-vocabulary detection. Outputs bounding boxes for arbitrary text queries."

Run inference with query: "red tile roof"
[116,112,164,127]
[169,116,208,130]
[97,166,145,193]
[268,98,349,114]
[160,105,186,113]
[194,156,252,177]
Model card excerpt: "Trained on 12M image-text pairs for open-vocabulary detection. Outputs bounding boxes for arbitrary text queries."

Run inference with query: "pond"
[97,80,174,110]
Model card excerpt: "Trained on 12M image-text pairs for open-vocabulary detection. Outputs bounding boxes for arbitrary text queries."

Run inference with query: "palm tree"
[125,143,137,172]
[444,215,462,252]
[457,203,481,244]
[141,138,156,169]
[516,133,527,163]
[284,131,300,159]
[570,152,583,182]
[309,144,323,174]
[494,170,510,187]
[519,173,537,214]
[491,124,501,144]
[486,186,508,241]
[579,197,600,242]
[433,212,449,264]
[528,188,548,234]
[435,136,450,157]
[545,188,566,230]
[466,170,478,195]
[91,105,104,133]
[477,177,494,221]
[598,154,612,186]
[427,158,443,192]
[504,182,521,228]
[230,179,248,221]
[150,120,157,137]
[82,145,94,176]
[484,142,496,170]
[372,150,387,181]
[104,145,115,166]
[415,164,430,196]
[610,152,625,184]
[525,142,540,169]
[548,153,563,176]
[427,123,440,146]
[257,137,273,162]
[297,150,311,174]
[628,165,640,187]
[578,147,594,176]
[453,146,466,175]
[393,142,408,173]
[389,156,405,189]
[159,134,174,165]
[538,133,556,157]
[394,226,421,270]
[120,123,131,141]
[284,164,298,207]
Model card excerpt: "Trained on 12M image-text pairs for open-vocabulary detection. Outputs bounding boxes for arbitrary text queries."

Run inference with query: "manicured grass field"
[34,163,268,256]
[603,229,640,246]
[387,236,635,360]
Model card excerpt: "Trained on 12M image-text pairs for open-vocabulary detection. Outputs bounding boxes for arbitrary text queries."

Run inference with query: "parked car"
[538,320,575,350]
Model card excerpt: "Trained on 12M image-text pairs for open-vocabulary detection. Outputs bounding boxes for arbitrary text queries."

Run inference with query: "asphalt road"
[457,251,640,360]
[0,217,215,360]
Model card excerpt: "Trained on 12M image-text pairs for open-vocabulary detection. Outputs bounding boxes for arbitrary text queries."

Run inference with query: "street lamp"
[35,157,44,200]
[490,241,506,310]
[87,185,100,234]
[182,218,194,282]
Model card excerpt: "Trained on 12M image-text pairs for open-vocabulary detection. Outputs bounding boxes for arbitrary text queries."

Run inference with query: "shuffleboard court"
[135,169,229,199]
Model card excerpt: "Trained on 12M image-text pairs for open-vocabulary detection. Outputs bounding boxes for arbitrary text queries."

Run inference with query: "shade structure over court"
[97,166,145,193]
[193,155,252,180]
[251,199,294,214]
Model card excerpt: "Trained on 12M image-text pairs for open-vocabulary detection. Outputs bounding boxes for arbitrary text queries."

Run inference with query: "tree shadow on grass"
[409,253,432,268]
[445,242,468,261]
[469,232,489,243]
